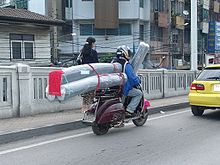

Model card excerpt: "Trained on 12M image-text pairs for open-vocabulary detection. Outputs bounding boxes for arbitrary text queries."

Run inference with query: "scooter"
[82,85,150,135]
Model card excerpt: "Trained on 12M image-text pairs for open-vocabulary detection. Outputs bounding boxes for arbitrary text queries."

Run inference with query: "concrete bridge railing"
[0,64,196,119]
[138,69,196,99]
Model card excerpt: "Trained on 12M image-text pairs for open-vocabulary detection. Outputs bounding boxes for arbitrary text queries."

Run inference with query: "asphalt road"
[1,108,220,165]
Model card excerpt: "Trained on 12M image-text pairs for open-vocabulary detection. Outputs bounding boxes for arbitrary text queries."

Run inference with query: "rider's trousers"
[125,88,142,113]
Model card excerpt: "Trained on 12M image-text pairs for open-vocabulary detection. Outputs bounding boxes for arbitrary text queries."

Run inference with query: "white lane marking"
[148,110,189,121]
[125,109,189,126]
[0,132,92,155]
[0,109,189,155]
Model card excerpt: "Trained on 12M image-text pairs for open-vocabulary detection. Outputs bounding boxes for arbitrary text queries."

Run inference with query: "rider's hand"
[134,84,141,90]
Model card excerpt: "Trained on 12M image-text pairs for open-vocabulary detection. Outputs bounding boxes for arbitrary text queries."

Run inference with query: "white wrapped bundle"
[130,42,150,73]
[61,63,122,84]
[46,42,148,102]
[57,73,127,101]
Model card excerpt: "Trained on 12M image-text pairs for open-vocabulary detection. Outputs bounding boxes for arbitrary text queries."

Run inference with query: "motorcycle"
[82,85,150,135]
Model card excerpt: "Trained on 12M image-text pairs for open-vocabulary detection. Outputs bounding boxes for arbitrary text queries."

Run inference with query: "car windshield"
[197,68,220,81]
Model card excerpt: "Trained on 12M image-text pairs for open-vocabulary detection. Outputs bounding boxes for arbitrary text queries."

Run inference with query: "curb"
[148,102,190,115]
[0,102,189,145]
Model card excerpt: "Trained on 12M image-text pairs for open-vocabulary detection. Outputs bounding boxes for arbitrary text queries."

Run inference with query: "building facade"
[3,0,220,68]
[150,0,190,68]
[0,7,63,66]
[61,0,150,58]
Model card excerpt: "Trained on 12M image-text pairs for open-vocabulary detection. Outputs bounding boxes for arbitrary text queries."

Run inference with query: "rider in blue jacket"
[112,45,142,115]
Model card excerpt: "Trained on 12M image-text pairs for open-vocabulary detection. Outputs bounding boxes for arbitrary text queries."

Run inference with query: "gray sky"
[28,0,45,15]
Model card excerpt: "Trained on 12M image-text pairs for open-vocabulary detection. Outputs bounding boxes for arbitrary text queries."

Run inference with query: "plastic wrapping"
[61,63,122,84]
[46,42,149,102]
[57,73,127,101]
[130,42,150,73]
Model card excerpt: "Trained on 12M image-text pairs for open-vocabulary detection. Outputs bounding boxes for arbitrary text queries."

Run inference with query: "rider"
[112,45,142,116]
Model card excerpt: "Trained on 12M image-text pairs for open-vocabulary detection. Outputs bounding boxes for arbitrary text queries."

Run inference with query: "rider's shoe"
[125,111,136,118]
[125,108,133,114]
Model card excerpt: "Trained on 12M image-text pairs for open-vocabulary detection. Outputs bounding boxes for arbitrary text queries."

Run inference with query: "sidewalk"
[0,95,189,145]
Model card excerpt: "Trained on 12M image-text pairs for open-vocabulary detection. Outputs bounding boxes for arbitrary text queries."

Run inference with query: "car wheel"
[191,105,204,116]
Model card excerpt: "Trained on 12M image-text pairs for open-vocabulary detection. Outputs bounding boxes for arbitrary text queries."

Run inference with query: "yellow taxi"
[188,64,220,116]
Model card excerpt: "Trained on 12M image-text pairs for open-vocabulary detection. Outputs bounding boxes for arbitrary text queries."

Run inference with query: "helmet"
[116,45,131,60]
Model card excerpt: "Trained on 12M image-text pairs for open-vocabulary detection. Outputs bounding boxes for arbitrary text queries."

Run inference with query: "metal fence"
[0,65,196,119]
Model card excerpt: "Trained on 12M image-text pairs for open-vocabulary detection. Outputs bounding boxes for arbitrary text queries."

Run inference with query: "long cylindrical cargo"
[56,73,127,101]
[130,42,150,73]
[46,42,149,102]
[61,63,122,84]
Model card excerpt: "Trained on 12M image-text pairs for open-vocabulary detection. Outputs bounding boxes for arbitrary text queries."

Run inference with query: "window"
[106,28,118,35]
[119,24,131,35]
[197,68,220,81]
[16,0,28,9]
[10,34,34,60]
[80,24,92,35]
[80,23,131,36]
[202,8,209,20]
[140,0,144,8]
[172,34,178,44]
[153,0,164,12]
[12,42,22,59]
[65,0,72,7]
[93,28,105,35]
[24,42,34,59]
[150,24,163,41]
[140,25,144,41]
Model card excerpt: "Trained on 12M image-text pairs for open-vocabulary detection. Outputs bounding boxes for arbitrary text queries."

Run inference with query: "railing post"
[163,70,168,98]
[17,64,32,117]
[162,70,165,98]
[175,72,178,91]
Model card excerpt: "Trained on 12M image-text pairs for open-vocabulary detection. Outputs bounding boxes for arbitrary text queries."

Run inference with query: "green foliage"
[99,53,114,63]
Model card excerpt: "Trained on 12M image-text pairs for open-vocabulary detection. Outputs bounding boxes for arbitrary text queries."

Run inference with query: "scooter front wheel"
[132,109,148,126]
[92,122,109,135]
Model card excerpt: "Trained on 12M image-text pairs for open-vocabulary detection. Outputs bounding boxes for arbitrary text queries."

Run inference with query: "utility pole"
[71,0,75,55]
[190,0,198,71]
[51,0,58,63]
[182,10,189,63]
[168,0,173,69]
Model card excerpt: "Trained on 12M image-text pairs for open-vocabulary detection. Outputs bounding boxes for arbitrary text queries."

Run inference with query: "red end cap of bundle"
[48,70,64,96]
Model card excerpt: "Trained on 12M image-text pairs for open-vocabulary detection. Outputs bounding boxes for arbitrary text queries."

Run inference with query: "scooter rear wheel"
[132,109,148,126]
[92,122,109,135]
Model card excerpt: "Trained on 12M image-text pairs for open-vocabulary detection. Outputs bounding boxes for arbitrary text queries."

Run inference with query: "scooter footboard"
[96,98,124,124]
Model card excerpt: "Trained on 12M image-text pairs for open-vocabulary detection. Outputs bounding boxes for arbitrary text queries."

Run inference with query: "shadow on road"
[199,109,220,121]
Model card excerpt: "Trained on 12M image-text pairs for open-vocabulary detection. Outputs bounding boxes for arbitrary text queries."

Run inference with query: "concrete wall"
[0,65,195,119]
[69,0,150,20]
[0,64,82,119]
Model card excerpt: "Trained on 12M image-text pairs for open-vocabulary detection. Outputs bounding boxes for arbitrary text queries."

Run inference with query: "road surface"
[1,108,220,165]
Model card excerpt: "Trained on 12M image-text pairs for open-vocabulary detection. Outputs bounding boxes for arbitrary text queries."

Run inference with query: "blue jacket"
[123,62,140,96]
